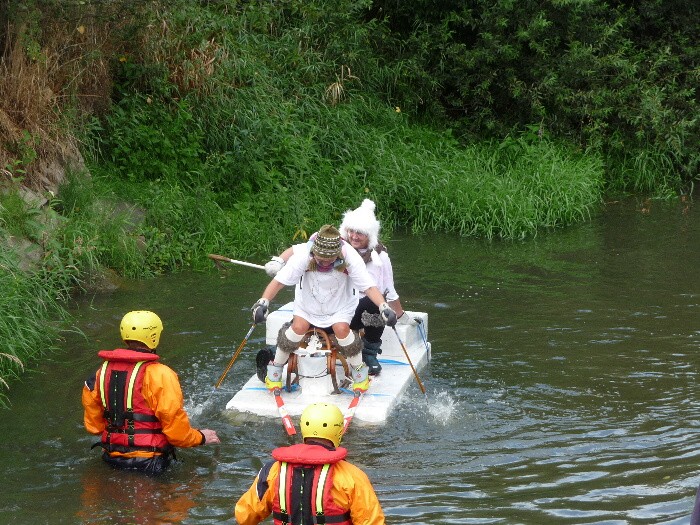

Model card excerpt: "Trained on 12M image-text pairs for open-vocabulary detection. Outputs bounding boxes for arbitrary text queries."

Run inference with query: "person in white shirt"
[264,200,416,376]
[252,224,397,393]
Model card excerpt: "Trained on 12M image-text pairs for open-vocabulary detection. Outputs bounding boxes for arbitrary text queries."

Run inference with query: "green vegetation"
[366,0,699,193]
[0,228,69,406]
[81,1,606,252]
[0,0,695,397]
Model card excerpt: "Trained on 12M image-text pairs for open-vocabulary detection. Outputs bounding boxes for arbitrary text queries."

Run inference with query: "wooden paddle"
[214,324,256,390]
[208,253,265,270]
[392,326,427,396]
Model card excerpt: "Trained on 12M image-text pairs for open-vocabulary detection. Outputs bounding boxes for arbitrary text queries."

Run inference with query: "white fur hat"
[340,199,380,250]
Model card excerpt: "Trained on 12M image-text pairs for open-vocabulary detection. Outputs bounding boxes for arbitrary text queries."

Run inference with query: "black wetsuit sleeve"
[84,374,96,391]
[256,460,276,500]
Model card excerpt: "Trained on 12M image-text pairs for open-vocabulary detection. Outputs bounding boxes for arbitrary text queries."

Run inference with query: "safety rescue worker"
[82,310,220,474]
[234,402,385,524]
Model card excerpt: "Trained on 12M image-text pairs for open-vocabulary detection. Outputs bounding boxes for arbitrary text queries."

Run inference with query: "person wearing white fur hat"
[339,199,417,375]
[263,199,416,376]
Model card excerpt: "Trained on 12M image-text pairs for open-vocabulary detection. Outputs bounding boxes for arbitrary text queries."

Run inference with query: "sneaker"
[265,363,283,391]
[352,364,370,393]
[256,347,275,382]
[363,350,382,376]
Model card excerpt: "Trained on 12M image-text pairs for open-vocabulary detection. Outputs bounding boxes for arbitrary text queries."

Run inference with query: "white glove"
[264,256,285,277]
[397,312,418,326]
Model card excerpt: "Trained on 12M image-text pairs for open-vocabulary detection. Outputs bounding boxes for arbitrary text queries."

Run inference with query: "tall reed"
[0,242,67,407]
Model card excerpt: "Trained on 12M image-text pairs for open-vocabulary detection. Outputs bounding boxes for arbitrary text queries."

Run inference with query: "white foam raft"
[225,302,431,426]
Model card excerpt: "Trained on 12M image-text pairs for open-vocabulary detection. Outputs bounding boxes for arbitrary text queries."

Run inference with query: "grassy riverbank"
[0,0,691,402]
[0,121,605,404]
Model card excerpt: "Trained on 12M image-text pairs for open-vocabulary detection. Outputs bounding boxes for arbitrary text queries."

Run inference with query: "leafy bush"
[98,93,206,184]
[368,0,699,192]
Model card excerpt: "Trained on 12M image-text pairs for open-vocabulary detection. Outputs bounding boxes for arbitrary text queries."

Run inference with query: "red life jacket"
[270,443,352,525]
[95,349,172,455]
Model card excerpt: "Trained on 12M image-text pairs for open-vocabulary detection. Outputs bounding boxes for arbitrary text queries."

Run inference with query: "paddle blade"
[274,390,297,436]
[342,392,362,434]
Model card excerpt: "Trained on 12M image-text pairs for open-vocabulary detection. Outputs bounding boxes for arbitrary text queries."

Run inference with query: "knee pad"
[276,322,301,354]
[337,330,363,358]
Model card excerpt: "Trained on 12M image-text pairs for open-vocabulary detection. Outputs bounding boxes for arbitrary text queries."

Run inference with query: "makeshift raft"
[225,302,430,426]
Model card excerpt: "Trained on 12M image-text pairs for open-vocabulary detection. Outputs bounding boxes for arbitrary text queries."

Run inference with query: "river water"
[0,198,699,524]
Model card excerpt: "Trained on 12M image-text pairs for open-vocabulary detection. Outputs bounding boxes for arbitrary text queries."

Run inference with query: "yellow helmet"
[300,402,345,447]
[119,311,163,350]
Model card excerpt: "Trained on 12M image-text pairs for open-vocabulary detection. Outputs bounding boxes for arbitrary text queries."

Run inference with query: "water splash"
[426,390,459,425]
[185,388,235,419]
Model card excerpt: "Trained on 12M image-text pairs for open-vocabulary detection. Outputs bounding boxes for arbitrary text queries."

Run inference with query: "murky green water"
[1,198,699,524]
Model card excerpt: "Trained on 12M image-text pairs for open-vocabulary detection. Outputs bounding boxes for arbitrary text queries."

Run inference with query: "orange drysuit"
[235,443,385,525]
[82,348,204,459]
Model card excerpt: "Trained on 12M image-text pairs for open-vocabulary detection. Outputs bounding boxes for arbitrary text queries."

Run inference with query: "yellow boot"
[351,364,370,393]
[265,363,283,391]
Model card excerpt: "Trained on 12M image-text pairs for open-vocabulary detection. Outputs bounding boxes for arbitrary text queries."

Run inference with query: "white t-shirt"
[290,241,399,302]
[274,241,376,327]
